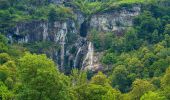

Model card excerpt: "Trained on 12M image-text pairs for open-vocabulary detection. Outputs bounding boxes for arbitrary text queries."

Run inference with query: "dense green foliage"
[0,0,170,100]
[72,0,157,17]
[87,0,170,95]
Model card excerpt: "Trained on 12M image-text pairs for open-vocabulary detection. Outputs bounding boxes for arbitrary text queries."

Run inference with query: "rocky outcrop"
[90,5,141,35]
[8,20,80,71]
[9,20,77,43]
[7,4,141,72]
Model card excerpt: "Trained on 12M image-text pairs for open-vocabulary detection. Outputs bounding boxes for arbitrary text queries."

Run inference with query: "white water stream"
[81,42,94,70]
[74,47,82,68]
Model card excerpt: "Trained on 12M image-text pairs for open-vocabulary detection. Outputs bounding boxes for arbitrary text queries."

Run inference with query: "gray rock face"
[90,5,141,35]
[7,5,141,72]
[10,20,77,43]
[8,20,80,71]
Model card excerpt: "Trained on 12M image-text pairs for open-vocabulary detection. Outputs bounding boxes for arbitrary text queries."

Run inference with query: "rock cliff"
[7,4,141,72]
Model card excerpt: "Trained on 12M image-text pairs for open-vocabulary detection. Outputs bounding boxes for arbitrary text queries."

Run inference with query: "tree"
[76,83,121,100]
[0,34,8,44]
[124,28,140,51]
[111,65,130,92]
[111,37,125,53]
[16,53,75,100]
[161,67,170,88]
[102,89,121,100]
[88,30,115,51]
[75,71,121,100]
[48,7,58,22]
[151,77,161,88]
[91,71,110,86]
[151,59,169,77]
[164,24,170,35]
[70,69,87,87]
[160,66,170,99]
[101,52,116,65]
[140,91,166,100]
[0,65,8,82]
[151,30,159,43]
[164,34,170,47]
[129,79,155,100]
[134,11,160,42]
[76,84,108,100]
[0,35,8,53]
[125,57,144,78]
[0,61,17,90]
[5,61,17,87]
[0,53,11,64]
[0,81,14,100]
[153,43,165,54]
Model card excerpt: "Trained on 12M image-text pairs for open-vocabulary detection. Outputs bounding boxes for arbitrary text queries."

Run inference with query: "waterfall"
[74,47,81,68]
[81,42,94,70]
[59,23,67,71]
[16,26,19,35]
[42,23,48,41]
[60,32,66,71]
[53,22,68,71]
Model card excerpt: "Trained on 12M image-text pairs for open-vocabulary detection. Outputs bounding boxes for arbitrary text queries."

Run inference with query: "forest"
[0,0,170,100]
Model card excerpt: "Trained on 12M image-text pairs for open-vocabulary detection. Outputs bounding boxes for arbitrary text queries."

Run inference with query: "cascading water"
[60,32,66,71]
[57,23,67,71]
[81,42,94,70]
[74,47,81,68]
[42,23,48,41]
[16,26,19,35]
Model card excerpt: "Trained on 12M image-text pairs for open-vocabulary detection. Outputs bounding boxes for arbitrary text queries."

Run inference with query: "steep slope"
[5,4,140,73]
[0,0,169,73]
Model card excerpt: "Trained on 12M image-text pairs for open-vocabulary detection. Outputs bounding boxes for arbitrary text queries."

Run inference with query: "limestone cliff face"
[8,19,80,71]
[9,20,77,43]
[90,5,141,35]
[7,5,141,72]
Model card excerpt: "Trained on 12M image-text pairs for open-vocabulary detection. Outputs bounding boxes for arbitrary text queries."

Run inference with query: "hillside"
[0,0,170,100]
